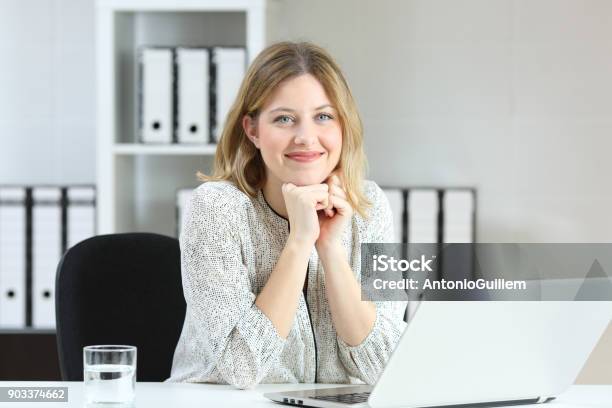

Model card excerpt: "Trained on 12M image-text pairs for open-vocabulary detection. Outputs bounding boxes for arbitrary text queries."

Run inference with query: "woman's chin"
[288,174,328,186]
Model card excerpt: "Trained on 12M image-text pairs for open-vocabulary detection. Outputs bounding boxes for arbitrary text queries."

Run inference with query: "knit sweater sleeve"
[172,186,286,389]
[337,182,408,384]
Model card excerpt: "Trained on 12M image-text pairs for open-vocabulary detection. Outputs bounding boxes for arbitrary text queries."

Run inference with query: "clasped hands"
[281,170,353,253]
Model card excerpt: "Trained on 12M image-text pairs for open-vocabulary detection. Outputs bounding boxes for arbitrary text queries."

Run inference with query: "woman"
[167,41,407,389]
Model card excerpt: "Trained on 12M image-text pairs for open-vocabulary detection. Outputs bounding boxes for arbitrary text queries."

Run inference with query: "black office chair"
[55,233,186,381]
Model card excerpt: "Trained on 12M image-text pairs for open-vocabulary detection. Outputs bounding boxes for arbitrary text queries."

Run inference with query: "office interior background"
[0,0,611,383]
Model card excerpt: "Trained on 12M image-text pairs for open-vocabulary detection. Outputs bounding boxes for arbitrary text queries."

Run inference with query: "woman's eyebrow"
[268,104,335,113]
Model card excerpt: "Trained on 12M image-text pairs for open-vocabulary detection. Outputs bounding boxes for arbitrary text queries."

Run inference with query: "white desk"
[0,382,610,407]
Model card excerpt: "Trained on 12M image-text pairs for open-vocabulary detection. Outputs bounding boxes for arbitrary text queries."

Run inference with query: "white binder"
[441,190,475,282]
[67,187,96,249]
[443,190,474,243]
[176,48,209,144]
[176,188,193,237]
[140,48,174,144]
[212,47,246,142]
[382,188,404,244]
[0,187,27,328]
[408,190,438,244]
[406,189,439,322]
[32,187,62,329]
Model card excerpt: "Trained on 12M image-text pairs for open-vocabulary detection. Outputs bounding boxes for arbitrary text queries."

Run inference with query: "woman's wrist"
[316,240,345,261]
[286,234,315,254]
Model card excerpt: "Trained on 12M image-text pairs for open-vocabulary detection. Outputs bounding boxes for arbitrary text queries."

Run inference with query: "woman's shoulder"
[185,181,254,228]
[356,179,393,242]
[190,180,252,208]
[360,179,388,215]
[180,181,254,245]
[361,179,384,202]
[352,179,388,224]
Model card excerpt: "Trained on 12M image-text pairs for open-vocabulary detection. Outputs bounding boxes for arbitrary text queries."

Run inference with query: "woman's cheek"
[327,136,343,161]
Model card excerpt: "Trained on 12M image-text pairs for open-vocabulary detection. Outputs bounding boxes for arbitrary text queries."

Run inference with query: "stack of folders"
[381,187,476,321]
[139,46,247,145]
[0,188,26,329]
[380,187,475,246]
[0,186,96,330]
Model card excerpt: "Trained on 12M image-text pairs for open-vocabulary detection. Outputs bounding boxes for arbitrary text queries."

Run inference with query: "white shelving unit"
[95,0,265,236]
[113,144,218,156]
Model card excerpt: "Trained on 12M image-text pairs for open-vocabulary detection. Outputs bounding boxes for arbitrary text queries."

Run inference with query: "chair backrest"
[55,233,186,381]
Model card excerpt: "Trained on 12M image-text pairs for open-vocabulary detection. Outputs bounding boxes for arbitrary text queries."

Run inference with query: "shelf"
[97,0,260,12]
[0,328,56,335]
[114,143,218,156]
[96,0,265,235]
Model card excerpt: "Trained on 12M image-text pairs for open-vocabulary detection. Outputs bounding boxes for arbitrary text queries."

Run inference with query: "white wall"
[268,0,612,244]
[267,0,612,384]
[0,0,95,184]
[3,0,610,241]
[0,0,610,382]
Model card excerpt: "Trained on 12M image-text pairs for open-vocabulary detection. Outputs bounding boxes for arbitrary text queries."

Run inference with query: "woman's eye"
[316,113,333,122]
[274,115,294,125]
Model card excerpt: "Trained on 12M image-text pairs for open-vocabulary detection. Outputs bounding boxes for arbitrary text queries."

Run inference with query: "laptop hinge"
[536,396,555,404]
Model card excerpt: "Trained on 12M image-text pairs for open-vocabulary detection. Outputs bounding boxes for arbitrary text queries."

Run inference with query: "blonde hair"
[197,41,372,218]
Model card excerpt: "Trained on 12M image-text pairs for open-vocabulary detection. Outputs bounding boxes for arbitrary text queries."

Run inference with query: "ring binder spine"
[25,188,33,328]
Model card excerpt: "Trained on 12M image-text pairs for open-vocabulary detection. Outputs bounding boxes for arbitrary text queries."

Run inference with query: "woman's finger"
[282,182,296,193]
[325,174,340,189]
[322,181,335,215]
[310,191,329,210]
[329,194,352,217]
[300,183,330,192]
[331,174,342,186]
[329,184,346,199]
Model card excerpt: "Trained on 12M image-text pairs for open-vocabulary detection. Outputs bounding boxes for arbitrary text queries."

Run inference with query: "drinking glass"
[83,345,137,405]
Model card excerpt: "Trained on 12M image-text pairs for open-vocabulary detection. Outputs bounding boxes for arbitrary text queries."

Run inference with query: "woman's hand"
[315,171,353,253]
[282,182,329,248]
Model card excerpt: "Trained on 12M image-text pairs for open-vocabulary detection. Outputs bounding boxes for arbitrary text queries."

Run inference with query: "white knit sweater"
[166,179,407,389]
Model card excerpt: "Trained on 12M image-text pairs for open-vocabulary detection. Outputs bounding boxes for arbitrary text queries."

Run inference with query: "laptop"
[265,300,612,407]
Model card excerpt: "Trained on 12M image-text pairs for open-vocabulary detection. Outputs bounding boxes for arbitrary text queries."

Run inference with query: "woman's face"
[244,74,342,187]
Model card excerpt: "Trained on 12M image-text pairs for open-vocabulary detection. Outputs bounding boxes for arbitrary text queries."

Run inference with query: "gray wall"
[267,0,612,384]
[0,0,610,382]
[0,0,95,185]
[268,0,612,243]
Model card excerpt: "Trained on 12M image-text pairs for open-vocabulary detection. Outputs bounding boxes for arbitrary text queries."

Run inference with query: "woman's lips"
[285,152,324,163]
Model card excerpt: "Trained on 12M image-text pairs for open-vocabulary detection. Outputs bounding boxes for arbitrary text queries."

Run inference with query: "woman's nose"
[294,124,317,146]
